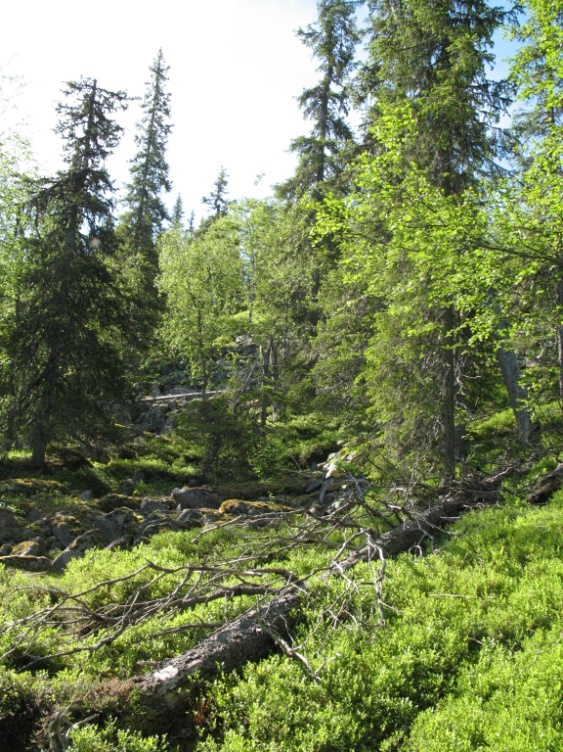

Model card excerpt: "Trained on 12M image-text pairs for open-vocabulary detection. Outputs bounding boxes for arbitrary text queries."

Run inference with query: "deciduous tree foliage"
[158,217,244,395]
[321,0,514,477]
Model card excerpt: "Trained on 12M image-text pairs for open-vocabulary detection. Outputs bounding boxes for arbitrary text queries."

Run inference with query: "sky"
[0,0,321,222]
[0,1,520,224]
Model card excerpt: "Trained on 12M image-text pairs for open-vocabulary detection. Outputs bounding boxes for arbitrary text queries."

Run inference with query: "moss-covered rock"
[0,554,51,572]
[0,479,70,497]
[218,499,292,517]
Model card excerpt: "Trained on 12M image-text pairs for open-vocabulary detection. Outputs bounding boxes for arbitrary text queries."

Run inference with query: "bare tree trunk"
[557,281,563,422]
[490,293,531,442]
[442,307,456,483]
[31,433,47,468]
[497,347,530,442]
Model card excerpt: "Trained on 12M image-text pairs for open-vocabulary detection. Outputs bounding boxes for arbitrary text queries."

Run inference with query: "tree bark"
[441,306,457,482]
[497,346,530,442]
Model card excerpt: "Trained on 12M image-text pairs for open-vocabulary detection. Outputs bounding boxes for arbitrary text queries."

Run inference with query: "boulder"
[51,531,98,573]
[11,539,42,556]
[177,509,203,527]
[172,486,222,510]
[140,497,171,515]
[118,479,135,496]
[0,555,51,572]
[93,508,140,544]
[0,507,23,544]
[219,500,275,517]
[51,513,82,548]
[95,494,140,513]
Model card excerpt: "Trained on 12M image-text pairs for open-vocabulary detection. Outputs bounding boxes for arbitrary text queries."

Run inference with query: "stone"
[140,497,171,515]
[51,531,97,573]
[12,540,42,556]
[118,479,135,496]
[80,490,94,502]
[219,500,272,517]
[172,486,222,510]
[138,516,174,538]
[0,555,51,572]
[0,508,22,544]
[51,514,81,548]
[96,494,140,513]
[0,544,12,556]
[135,406,168,433]
[93,509,140,544]
[177,509,203,526]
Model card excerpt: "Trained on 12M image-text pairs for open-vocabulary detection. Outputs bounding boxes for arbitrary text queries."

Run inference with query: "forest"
[1,0,563,749]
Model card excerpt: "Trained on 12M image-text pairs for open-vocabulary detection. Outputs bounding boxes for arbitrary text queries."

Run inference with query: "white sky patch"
[1,1,522,224]
[0,0,320,221]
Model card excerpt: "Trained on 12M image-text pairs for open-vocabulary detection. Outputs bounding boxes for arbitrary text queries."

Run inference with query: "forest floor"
[1,410,563,751]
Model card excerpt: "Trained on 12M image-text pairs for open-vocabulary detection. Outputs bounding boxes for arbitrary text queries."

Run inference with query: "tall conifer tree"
[353,0,511,477]
[6,78,133,466]
[279,0,360,200]
[124,49,172,267]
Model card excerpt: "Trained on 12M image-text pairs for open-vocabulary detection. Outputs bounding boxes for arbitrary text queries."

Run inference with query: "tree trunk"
[490,293,531,443]
[31,433,47,468]
[441,306,457,482]
[497,347,530,442]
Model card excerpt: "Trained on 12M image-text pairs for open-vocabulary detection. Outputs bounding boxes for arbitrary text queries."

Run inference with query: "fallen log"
[526,462,563,505]
[136,476,504,712]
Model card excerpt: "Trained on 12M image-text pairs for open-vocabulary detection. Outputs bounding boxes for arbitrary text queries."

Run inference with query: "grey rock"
[172,486,222,510]
[0,555,51,572]
[13,540,42,556]
[51,531,97,573]
[93,509,139,543]
[52,521,78,549]
[118,479,135,496]
[140,497,170,515]
[138,516,173,538]
[305,480,323,494]
[177,509,203,526]
[0,508,21,544]
[80,490,94,501]
[104,537,129,551]
[135,406,168,433]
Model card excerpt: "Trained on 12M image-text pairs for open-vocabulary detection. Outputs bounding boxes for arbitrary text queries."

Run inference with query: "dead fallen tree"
[0,466,517,742]
[136,469,511,710]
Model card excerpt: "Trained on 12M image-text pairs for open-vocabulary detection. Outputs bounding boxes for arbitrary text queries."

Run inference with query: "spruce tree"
[279,0,360,200]
[202,166,230,219]
[6,78,133,466]
[123,49,172,267]
[351,0,512,478]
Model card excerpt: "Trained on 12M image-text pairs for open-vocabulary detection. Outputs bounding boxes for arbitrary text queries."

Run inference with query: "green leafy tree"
[485,0,563,418]
[4,78,134,466]
[322,0,513,478]
[158,216,244,395]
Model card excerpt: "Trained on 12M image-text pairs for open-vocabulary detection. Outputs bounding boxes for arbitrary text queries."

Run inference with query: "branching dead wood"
[0,465,516,727]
